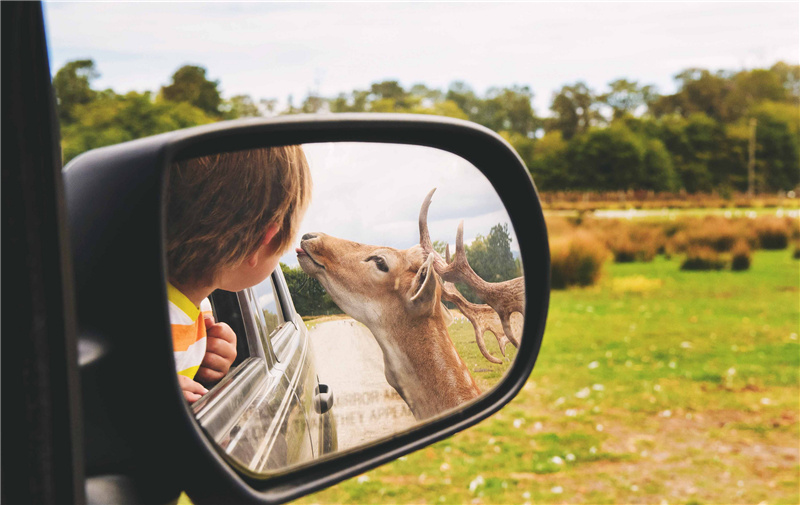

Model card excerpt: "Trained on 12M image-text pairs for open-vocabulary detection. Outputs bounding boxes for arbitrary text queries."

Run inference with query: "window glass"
[251,275,284,341]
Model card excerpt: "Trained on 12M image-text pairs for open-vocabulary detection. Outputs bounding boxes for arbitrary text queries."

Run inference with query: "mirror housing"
[64,114,550,504]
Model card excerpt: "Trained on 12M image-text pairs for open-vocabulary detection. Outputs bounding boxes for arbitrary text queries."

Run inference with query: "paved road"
[308,319,417,451]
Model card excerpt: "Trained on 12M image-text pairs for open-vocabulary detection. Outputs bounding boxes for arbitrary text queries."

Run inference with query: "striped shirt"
[167,282,211,379]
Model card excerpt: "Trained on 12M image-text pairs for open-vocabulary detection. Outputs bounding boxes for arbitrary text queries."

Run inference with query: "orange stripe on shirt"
[172,318,206,352]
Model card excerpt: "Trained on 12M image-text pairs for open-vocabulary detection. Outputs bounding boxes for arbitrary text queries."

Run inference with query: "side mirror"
[65,114,550,504]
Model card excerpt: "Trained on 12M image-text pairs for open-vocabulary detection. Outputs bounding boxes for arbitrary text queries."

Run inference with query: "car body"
[193,270,337,473]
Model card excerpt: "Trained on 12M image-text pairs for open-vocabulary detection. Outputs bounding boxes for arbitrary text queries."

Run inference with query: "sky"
[42,1,798,266]
[287,142,513,266]
[43,2,799,116]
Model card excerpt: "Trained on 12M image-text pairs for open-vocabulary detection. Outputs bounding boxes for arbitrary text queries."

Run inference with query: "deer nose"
[301,233,317,241]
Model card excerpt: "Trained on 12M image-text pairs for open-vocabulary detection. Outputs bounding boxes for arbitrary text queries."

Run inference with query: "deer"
[296,189,526,420]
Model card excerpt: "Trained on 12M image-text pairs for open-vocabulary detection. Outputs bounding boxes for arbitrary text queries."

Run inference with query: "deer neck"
[366,313,481,420]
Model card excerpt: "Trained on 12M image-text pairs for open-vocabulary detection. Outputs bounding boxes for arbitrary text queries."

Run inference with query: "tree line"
[54,59,799,193]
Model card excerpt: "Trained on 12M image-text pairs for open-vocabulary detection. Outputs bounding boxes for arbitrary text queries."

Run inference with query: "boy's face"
[216,229,283,292]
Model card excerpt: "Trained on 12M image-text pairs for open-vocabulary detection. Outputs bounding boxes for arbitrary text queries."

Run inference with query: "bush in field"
[609,234,638,262]
[584,219,663,263]
[550,231,608,289]
[670,216,754,253]
[793,240,800,260]
[681,245,727,271]
[607,231,660,262]
[731,240,752,271]
[753,217,791,249]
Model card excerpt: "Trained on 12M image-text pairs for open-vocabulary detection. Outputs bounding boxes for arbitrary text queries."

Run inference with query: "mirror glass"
[168,142,525,476]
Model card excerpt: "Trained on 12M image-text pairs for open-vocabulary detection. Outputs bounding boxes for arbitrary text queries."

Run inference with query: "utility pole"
[747,118,757,198]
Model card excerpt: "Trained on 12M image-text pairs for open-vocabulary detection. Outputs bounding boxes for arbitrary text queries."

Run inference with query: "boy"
[165,145,312,403]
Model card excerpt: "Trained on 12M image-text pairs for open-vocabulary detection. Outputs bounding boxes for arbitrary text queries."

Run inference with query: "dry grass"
[547,213,797,285]
[540,191,798,211]
[550,231,608,289]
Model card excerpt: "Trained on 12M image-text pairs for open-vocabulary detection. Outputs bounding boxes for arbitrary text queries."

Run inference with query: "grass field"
[298,249,799,504]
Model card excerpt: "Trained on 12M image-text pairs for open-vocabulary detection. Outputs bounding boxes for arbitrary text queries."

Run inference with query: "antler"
[441,281,510,364]
[419,188,525,346]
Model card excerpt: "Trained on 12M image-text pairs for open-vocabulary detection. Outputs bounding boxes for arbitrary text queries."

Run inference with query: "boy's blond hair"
[166,145,311,286]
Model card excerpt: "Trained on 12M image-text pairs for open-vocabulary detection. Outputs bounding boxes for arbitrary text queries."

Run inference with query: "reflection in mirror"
[171,142,525,476]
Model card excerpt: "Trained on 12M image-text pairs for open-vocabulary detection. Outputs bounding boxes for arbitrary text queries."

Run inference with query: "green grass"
[298,249,800,504]
[447,316,517,392]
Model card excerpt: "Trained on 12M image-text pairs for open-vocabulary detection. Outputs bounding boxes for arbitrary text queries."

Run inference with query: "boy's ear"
[263,224,280,248]
[247,225,281,267]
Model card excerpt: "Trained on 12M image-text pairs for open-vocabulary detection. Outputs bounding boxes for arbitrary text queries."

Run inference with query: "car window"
[247,272,301,364]
[251,275,284,338]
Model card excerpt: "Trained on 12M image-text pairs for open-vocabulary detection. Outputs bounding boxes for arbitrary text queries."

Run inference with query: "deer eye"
[366,256,389,272]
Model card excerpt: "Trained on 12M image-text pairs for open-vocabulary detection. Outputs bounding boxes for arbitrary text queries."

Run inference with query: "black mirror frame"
[64,114,550,504]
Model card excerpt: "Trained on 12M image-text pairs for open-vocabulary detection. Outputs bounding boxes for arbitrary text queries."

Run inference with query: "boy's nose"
[301,233,317,241]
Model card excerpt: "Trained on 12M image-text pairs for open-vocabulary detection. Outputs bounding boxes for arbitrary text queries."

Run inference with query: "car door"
[192,272,315,472]
[255,268,337,457]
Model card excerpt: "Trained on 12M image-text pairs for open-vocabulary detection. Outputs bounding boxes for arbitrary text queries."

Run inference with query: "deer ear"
[441,302,455,327]
[407,253,439,317]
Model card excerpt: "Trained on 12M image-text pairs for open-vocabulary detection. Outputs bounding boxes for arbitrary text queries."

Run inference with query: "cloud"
[279,142,516,266]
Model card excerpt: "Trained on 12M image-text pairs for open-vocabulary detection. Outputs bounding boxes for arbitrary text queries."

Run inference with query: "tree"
[160,65,222,117]
[52,59,99,125]
[566,124,647,191]
[642,138,680,192]
[220,94,261,119]
[369,80,415,110]
[528,130,570,190]
[769,61,800,105]
[60,91,214,163]
[600,79,658,120]
[547,82,600,140]
[723,69,788,121]
[280,263,340,316]
[653,68,732,121]
[329,90,370,112]
[458,223,518,303]
[446,81,482,117]
[750,102,800,191]
[475,86,538,137]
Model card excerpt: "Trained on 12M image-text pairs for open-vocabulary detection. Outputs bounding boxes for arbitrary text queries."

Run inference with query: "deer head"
[297,232,480,420]
[297,233,450,329]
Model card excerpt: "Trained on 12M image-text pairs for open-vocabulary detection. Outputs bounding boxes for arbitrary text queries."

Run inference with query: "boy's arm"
[194,316,237,388]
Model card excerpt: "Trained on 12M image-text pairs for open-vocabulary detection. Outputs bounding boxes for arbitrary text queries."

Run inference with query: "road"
[308,318,417,451]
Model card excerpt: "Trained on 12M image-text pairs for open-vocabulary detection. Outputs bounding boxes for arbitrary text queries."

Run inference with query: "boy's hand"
[195,316,237,387]
[178,375,208,404]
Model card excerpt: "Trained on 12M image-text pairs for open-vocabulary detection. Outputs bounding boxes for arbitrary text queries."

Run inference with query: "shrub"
[793,240,800,260]
[669,217,756,253]
[690,217,740,252]
[753,217,791,250]
[550,231,608,289]
[730,240,752,271]
[608,234,637,262]
[591,220,663,263]
[681,246,727,271]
